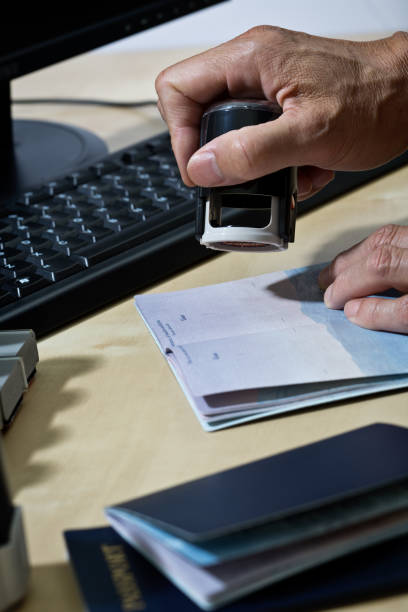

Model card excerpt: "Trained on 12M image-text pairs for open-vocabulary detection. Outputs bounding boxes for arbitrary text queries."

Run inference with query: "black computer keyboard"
[0,130,407,338]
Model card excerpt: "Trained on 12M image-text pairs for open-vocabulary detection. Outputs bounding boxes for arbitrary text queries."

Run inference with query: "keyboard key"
[90,161,121,176]
[39,212,74,227]
[103,215,141,233]
[0,234,19,249]
[37,255,84,282]
[18,237,53,254]
[121,148,148,164]
[123,162,159,175]
[157,162,179,177]
[0,221,14,234]
[68,214,103,228]
[150,195,170,210]
[66,169,96,187]
[148,153,174,165]
[53,237,89,256]
[4,274,51,298]
[146,135,171,152]
[135,173,163,187]
[0,260,35,279]
[54,192,90,208]
[16,188,51,205]
[137,203,162,219]
[6,213,38,228]
[0,247,22,264]
[85,227,115,242]
[41,226,75,241]
[141,186,174,201]
[27,248,61,266]
[44,179,74,196]
[15,221,47,238]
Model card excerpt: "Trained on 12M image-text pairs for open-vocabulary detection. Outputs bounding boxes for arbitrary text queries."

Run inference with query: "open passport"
[135,264,408,431]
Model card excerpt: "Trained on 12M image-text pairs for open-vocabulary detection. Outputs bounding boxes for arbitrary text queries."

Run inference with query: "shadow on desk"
[19,562,83,611]
[266,219,408,303]
[4,355,104,496]
[310,218,408,265]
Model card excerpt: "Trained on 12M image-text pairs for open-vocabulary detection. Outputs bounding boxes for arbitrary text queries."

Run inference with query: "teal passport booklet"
[104,424,408,610]
[135,264,408,431]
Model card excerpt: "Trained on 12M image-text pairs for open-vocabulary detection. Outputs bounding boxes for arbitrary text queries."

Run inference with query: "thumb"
[186,112,307,186]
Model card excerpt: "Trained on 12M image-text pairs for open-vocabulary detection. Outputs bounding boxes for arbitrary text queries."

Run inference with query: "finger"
[155,39,264,185]
[323,244,408,309]
[155,65,222,185]
[155,71,204,185]
[156,99,166,122]
[344,295,408,333]
[319,224,408,289]
[171,125,201,187]
[186,110,315,186]
[297,167,335,201]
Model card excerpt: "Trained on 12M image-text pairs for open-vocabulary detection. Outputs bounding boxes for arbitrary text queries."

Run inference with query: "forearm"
[364,31,408,163]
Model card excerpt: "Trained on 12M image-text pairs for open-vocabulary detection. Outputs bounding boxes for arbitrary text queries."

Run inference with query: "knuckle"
[309,107,332,138]
[366,299,383,324]
[358,298,384,328]
[237,25,290,57]
[308,101,344,151]
[154,68,172,94]
[240,25,278,40]
[154,70,166,94]
[367,224,399,250]
[396,295,408,329]
[329,252,347,278]
[367,244,396,277]
[230,128,256,175]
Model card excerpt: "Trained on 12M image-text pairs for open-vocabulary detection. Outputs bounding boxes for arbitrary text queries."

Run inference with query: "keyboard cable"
[12,98,158,108]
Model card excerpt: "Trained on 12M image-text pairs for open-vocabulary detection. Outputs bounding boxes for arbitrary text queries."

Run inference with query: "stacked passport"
[93,424,408,610]
[65,524,408,611]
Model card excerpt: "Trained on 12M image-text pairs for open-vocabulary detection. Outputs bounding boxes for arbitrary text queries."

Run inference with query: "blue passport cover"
[64,525,408,611]
[112,423,408,541]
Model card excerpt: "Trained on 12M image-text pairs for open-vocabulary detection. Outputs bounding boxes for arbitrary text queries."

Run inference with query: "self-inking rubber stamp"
[196,100,297,252]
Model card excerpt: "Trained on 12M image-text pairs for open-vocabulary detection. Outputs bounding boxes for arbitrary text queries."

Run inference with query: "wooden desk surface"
[4,49,408,611]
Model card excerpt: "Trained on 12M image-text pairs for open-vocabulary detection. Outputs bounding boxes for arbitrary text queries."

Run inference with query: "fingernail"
[324,284,334,308]
[345,299,361,322]
[188,150,224,186]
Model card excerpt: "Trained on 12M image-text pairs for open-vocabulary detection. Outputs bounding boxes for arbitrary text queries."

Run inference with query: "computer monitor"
[0,2,226,201]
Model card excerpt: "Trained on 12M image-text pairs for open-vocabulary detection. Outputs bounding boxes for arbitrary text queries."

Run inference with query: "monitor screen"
[0,1,226,199]
[1,3,224,80]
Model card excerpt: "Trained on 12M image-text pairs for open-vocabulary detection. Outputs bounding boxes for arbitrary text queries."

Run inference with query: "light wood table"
[3,49,408,611]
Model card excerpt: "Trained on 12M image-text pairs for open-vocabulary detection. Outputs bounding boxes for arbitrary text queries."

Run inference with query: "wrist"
[368,31,408,158]
[386,31,408,74]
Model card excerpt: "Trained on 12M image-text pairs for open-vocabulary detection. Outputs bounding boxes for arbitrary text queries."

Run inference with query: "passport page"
[135,265,408,431]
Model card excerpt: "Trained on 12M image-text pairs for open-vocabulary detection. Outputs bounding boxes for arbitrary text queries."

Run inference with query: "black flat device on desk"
[1,4,408,337]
